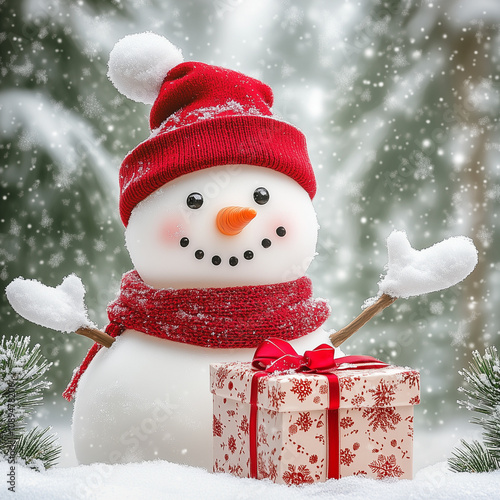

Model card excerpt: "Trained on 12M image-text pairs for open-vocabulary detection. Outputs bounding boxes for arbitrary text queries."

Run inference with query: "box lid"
[210,361,420,412]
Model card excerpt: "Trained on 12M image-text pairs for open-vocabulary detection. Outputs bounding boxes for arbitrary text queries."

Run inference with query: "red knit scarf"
[63,270,330,401]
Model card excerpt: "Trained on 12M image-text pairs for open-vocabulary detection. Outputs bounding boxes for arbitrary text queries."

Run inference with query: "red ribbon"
[249,338,387,480]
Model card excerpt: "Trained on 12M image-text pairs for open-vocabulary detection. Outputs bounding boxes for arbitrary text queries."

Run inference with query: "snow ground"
[1,460,498,500]
[2,416,497,499]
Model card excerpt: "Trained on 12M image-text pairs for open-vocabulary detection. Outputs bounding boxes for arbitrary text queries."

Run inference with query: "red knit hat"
[108,32,316,226]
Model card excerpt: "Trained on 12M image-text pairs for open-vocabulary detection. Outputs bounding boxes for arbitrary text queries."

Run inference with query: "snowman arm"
[329,231,478,348]
[75,326,115,348]
[329,294,397,347]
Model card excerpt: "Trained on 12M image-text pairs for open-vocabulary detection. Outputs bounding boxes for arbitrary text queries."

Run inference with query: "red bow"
[252,337,386,374]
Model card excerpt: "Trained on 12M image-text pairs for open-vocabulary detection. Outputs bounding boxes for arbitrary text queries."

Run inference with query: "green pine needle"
[449,347,500,473]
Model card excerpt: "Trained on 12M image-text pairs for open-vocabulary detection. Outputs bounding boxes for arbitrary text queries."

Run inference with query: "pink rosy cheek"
[158,217,185,244]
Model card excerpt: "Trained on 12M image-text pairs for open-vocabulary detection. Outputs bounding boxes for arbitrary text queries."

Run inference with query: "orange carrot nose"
[216,206,257,236]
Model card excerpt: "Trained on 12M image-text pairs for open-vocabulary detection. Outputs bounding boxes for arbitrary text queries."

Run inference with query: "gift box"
[210,340,420,484]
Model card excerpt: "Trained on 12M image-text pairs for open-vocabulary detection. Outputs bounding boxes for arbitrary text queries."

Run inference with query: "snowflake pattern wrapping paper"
[210,361,420,484]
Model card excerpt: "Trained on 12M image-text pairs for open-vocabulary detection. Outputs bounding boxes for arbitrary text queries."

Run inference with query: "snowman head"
[109,33,319,289]
[125,164,318,288]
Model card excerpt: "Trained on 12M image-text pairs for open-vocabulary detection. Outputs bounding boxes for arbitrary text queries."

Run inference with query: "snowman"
[5,32,478,471]
[65,32,334,469]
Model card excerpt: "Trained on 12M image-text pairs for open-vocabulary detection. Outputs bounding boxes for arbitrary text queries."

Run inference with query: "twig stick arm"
[76,326,115,348]
[329,294,397,348]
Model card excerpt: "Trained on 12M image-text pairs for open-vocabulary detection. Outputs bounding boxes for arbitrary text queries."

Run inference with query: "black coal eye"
[253,187,269,205]
[186,192,203,209]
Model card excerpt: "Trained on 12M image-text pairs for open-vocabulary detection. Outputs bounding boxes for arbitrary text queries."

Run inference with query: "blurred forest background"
[1,0,499,465]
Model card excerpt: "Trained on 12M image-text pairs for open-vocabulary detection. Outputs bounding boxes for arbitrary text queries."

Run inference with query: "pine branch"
[449,439,499,473]
[14,427,61,472]
[0,336,51,420]
[458,348,500,416]
[449,347,500,473]
[0,335,60,470]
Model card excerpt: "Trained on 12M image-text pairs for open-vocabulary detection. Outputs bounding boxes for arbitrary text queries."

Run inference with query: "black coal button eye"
[253,187,270,205]
[187,192,203,209]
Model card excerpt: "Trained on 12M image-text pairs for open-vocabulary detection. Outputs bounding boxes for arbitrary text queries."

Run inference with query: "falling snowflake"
[290,378,313,402]
[213,415,224,437]
[369,380,397,407]
[369,454,404,479]
[282,464,314,485]
[362,407,402,432]
[309,454,318,464]
[340,447,356,466]
[294,412,313,432]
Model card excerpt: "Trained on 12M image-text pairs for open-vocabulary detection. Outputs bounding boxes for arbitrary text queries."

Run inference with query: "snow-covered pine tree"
[0,335,60,471]
[449,346,500,473]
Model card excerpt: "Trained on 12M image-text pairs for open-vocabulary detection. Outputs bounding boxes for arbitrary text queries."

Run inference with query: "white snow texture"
[1,460,498,500]
[377,230,478,299]
[107,32,184,104]
[5,274,93,333]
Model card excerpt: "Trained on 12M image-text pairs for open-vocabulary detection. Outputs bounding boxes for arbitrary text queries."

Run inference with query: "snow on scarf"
[63,270,330,401]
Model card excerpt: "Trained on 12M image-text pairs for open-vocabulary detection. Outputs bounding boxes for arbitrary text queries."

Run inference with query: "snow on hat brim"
[119,115,316,226]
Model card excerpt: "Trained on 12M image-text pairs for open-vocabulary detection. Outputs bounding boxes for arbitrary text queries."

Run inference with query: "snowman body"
[72,165,335,468]
[73,328,330,468]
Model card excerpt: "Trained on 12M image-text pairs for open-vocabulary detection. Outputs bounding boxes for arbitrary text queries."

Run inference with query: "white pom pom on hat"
[107,32,183,105]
